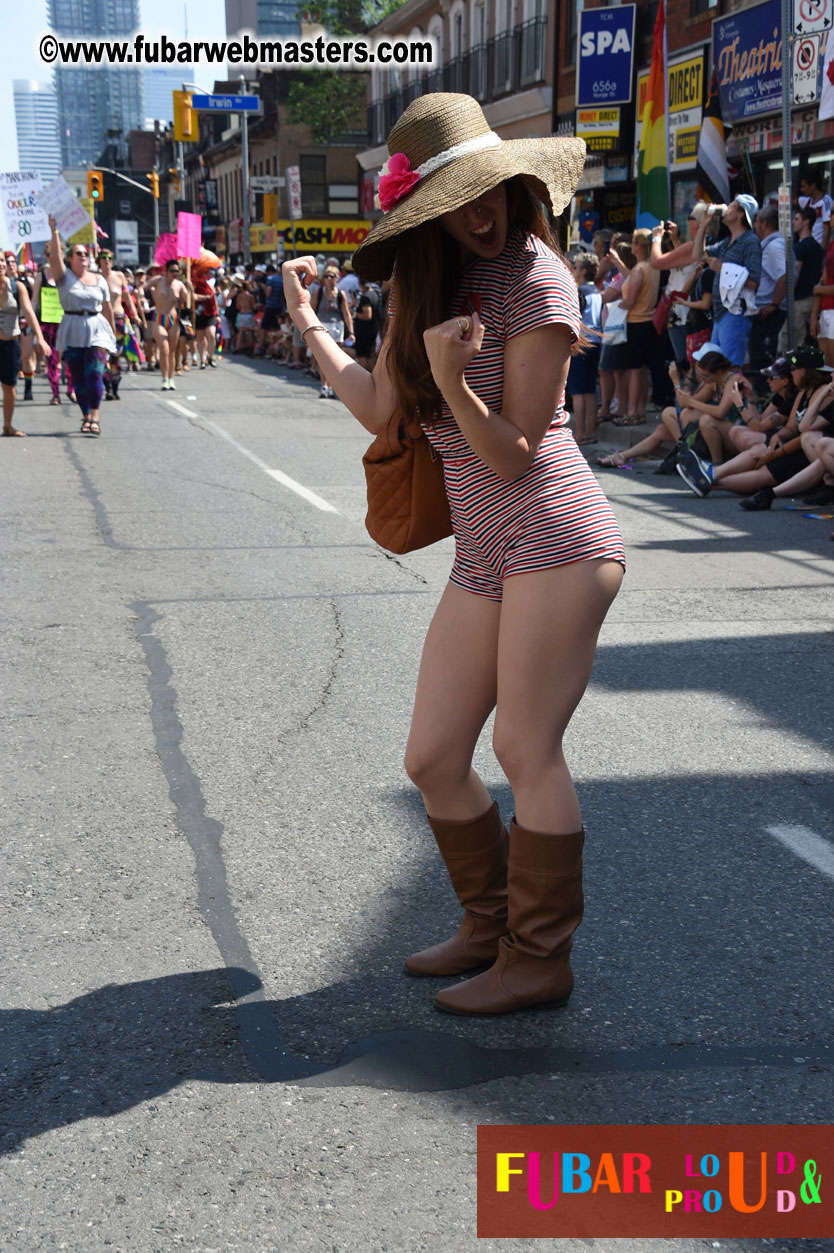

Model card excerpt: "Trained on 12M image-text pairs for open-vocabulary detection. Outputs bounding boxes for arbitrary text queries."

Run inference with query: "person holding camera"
[651,197,761,368]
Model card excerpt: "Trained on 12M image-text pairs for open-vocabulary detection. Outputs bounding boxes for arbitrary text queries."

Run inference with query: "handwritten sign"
[39,286,64,324]
[35,176,92,241]
[68,199,95,247]
[0,170,50,245]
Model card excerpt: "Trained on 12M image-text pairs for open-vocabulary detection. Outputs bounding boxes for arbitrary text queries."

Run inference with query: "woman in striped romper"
[283,94,625,1017]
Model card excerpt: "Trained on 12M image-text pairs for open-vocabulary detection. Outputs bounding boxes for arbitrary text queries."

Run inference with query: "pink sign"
[153,233,178,266]
[177,212,202,259]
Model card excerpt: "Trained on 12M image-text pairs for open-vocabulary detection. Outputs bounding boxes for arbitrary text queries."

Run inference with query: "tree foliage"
[286,72,368,145]
[288,0,408,141]
[299,0,407,35]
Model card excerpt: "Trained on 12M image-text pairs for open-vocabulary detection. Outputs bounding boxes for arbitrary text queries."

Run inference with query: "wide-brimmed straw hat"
[352,93,586,280]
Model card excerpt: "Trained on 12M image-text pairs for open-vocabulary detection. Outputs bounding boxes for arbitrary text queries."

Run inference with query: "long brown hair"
[385,176,571,430]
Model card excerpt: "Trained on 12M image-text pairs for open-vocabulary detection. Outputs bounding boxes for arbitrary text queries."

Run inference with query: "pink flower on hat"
[377,153,419,212]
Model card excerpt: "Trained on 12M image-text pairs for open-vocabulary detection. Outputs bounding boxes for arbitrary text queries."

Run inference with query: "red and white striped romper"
[423,227,625,601]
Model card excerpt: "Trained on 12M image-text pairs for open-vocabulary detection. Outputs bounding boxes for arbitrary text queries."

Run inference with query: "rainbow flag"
[636,0,670,228]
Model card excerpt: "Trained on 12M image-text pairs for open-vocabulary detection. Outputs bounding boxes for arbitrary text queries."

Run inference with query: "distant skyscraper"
[144,68,194,127]
[13,81,61,182]
[226,0,300,38]
[49,0,145,168]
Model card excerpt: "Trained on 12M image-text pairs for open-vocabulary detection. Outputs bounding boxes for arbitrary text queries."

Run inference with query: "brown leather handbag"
[363,414,453,554]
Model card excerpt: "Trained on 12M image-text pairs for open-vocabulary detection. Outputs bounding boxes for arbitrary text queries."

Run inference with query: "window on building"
[471,2,487,97]
[690,0,717,14]
[495,0,514,90]
[256,0,301,36]
[300,154,327,215]
[566,0,578,66]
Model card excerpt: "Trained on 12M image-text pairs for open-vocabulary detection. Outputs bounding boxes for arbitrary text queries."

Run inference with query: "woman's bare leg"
[493,559,623,833]
[2,381,23,434]
[627,368,643,417]
[598,369,614,417]
[583,394,598,441]
[699,415,724,464]
[404,582,501,821]
[818,337,834,368]
[614,369,628,415]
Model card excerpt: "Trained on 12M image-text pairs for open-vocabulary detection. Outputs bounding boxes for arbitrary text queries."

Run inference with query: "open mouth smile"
[471,219,498,247]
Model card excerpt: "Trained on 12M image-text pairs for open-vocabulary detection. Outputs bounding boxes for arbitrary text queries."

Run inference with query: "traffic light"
[263,193,278,225]
[87,170,104,201]
[173,91,195,143]
[168,168,181,196]
[147,171,159,199]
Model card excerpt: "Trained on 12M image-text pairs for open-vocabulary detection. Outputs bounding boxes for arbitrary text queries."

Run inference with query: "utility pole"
[240,75,252,268]
[781,0,796,349]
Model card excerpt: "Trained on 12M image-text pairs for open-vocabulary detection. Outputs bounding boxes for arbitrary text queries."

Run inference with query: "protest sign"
[39,287,64,323]
[68,199,96,247]
[154,233,178,266]
[0,170,50,246]
[35,176,92,241]
[177,212,202,259]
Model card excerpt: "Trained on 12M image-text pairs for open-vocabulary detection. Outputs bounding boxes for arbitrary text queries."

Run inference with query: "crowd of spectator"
[567,192,834,540]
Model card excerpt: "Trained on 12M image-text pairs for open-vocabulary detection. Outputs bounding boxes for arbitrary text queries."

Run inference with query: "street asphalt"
[2,351,833,1253]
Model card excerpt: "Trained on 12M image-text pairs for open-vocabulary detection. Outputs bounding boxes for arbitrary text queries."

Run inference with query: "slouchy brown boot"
[404,801,508,977]
[433,819,584,1015]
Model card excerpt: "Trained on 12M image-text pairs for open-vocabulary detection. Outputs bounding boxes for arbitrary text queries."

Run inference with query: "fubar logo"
[477,1126,830,1238]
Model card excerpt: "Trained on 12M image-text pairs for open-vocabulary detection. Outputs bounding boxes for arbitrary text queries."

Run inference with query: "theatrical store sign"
[712,0,783,124]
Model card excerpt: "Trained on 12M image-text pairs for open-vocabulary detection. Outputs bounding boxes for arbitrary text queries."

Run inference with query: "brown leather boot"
[404,801,508,977]
[433,819,584,1015]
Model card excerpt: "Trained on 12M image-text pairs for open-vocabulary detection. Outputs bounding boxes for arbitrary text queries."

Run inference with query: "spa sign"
[576,5,637,107]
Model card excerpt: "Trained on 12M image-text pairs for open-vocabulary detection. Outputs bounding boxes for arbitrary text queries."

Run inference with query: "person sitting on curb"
[720,357,798,454]
[676,346,834,504]
[596,359,718,467]
[668,347,746,464]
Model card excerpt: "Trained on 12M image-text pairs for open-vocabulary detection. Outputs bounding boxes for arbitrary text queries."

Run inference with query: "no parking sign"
[793,0,831,35]
[792,32,823,102]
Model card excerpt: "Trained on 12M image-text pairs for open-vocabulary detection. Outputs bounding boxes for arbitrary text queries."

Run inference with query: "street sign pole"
[240,77,252,268]
[185,89,261,266]
[783,0,796,349]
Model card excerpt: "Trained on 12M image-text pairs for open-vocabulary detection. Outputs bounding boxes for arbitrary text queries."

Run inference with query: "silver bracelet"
[300,323,328,342]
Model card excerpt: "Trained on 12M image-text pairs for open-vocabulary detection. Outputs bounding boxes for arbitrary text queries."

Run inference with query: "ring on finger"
[457,316,470,334]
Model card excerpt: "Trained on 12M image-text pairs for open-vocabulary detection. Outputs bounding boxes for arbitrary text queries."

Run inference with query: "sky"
[0,0,227,176]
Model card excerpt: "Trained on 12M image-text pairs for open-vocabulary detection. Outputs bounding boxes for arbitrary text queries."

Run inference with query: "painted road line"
[167,400,199,418]
[766,824,834,883]
[165,400,339,514]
